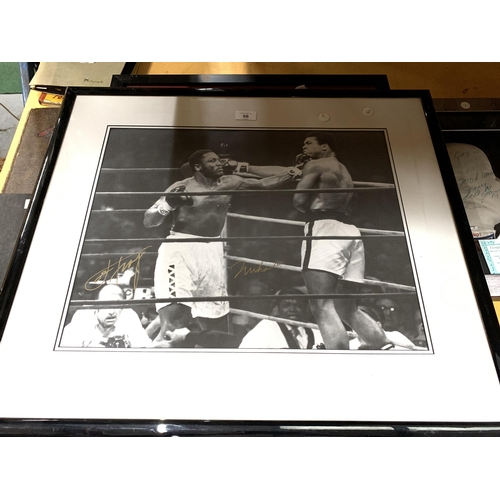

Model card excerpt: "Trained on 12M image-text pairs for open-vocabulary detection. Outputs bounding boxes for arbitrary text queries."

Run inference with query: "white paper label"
[235,111,257,121]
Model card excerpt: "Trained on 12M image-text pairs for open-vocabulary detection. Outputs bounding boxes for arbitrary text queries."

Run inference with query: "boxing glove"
[158,185,193,215]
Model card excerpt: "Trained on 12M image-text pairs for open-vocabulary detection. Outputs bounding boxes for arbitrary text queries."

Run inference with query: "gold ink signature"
[84,246,152,292]
[229,260,281,279]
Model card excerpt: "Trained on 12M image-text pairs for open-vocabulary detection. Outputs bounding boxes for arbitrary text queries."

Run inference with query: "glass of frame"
[1,88,500,435]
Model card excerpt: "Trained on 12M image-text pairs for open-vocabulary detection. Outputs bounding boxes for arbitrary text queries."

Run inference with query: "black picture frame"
[1,87,500,435]
[110,73,390,91]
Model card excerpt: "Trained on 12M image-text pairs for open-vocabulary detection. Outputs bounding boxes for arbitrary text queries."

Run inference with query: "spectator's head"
[411,308,428,348]
[373,297,402,331]
[141,307,159,328]
[145,307,158,321]
[414,309,425,338]
[234,278,271,315]
[96,284,125,328]
[276,287,308,321]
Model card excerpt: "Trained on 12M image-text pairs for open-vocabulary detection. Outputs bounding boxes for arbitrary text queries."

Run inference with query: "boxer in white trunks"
[144,149,296,347]
[293,132,393,350]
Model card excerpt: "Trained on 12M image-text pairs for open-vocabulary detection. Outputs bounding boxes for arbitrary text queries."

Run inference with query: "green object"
[0,63,22,94]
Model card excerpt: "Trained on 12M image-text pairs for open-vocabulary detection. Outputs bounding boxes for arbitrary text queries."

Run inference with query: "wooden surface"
[0,91,45,193]
[135,62,500,98]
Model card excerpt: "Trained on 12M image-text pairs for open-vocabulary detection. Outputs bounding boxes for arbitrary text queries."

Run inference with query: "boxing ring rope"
[223,255,415,292]
[101,168,181,172]
[226,213,405,236]
[229,308,319,330]
[93,187,395,196]
[92,209,150,213]
[71,292,417,309]
[86,215,404,238]
[352,181,394,188]
[98,168,395,190]
[83,234,404,245]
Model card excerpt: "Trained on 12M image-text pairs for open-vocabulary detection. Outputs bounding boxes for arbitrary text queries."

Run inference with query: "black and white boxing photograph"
[56,127,429,352]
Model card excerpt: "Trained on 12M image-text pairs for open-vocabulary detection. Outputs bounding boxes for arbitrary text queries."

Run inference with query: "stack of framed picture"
[1,81,500,435]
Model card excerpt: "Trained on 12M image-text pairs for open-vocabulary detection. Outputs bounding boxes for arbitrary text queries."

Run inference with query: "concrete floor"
[0,93,23,159]
[0,63,23,161]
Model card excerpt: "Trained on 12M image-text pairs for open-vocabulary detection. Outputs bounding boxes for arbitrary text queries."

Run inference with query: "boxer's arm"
[144,196,170,228]
[246,165,303,180]
[246,165,289,177]
[293,167,320,213]
[143,183,192,228]
[222,159,302,179]
[235,169,294,190]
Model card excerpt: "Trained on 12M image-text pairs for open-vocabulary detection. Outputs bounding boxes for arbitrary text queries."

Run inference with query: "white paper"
[30,62,126,88]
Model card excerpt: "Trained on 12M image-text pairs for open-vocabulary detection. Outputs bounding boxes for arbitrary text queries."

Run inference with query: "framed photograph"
[435,98,500,296]
[1,88,500,435]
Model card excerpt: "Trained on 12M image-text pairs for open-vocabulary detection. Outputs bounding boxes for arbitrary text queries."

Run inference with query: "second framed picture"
[436,99,500,296]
